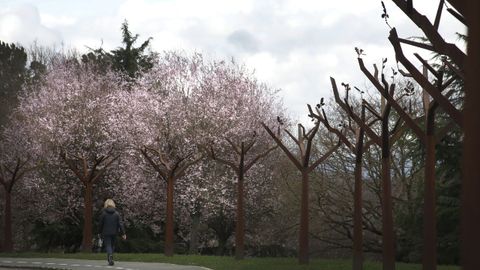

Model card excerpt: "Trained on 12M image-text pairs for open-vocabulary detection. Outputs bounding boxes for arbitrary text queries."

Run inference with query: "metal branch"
[60,152,85,184]
[141,148,167,180]
[175,154,204,179]
[285,129,300,147]
[363,100,383,120]
[414,53,440,78]
[245,145,278,172]
[398,38,436,52]
[307,139,342,173]
[204,144,237,169]
[434,0,445,30]
[307,105,355,152]
[444,59,465,80]
[225,137,241,155]
[440,75,457,91]
[331,77,382,145]
[359,57,425,142]
[389,28,463,128]
[261,122,303,170]
[446,8,466,25]
[91,155,120,184]
[391,0,467,68]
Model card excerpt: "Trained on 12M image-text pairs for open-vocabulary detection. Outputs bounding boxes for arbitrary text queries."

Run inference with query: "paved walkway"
[0,258,212,270]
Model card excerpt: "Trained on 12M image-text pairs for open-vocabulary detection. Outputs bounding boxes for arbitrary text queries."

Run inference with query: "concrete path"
[0,258,212,270]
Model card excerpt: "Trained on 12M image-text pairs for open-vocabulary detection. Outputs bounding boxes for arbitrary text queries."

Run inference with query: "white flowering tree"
[113,52,206,256]
[18,59,129,252]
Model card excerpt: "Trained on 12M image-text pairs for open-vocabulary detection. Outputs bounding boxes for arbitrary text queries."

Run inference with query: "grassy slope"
[0,253,460,270]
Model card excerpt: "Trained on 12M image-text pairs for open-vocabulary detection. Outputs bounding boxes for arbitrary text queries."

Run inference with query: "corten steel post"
[61,153,119,252]
[352,115,365,270]
[141,148,203,256]
[308,104,370,270]
[165,174,175,257]
[380,100,395,270]
[262,121,341,265]
[462,1,480,269]
[358,57,457,270]
[204,138,277,260]
[236,143,245,260]
[331,76,406,270]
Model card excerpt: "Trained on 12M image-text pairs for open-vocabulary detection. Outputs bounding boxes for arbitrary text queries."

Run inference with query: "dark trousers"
[103,235,117,255]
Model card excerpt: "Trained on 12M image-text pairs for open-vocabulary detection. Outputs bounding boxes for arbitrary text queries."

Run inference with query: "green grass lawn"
[0,253,460,270]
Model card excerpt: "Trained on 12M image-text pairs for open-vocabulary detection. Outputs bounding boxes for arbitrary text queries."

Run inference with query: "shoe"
[108,254,114,266]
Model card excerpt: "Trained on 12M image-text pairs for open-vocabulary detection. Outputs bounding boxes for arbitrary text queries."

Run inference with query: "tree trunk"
[381,125,395,270]
[165,175,175,256]
[235,146,245,260]
[81,182,93,252]
[353,128,365,270]
[423,111,436,270]
[461,2,480,270]
[298,170,309,265]
[3,190,13,252]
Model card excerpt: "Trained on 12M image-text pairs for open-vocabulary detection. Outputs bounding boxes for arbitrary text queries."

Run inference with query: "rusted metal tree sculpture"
[358,55,456,270]
[204,136,277,260]
[308,101,386,270]
[387,2,464,127]
[141,148,203,256]
[386,1,480,268]
[384,1,469,268]
[60,152,119,252]
[262,119,341,265]
[331,72,405,270]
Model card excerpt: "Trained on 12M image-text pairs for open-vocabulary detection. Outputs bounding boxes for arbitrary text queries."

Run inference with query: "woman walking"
[99,199,126,266]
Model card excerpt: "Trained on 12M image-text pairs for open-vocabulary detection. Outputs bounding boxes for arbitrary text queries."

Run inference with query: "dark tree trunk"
[423,111,437,270]
[235,144,245,260]
[165,175,175,256]
[3,191,13,252]
[381,120,395,270]
[353,127,365,270]
[461,2,480,270]
[81,183,93,252]
[298,170,309,265]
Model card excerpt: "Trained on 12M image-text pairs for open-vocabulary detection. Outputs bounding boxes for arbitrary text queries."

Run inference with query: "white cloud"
[0,0,466,124]
[0,4,62,47]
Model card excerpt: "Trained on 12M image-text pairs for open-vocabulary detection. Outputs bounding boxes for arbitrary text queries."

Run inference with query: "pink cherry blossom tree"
[113,52,206,256]
[18,58,130,252]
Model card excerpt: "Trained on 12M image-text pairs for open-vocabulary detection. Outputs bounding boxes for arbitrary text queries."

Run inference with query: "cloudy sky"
[0,0,466,123]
